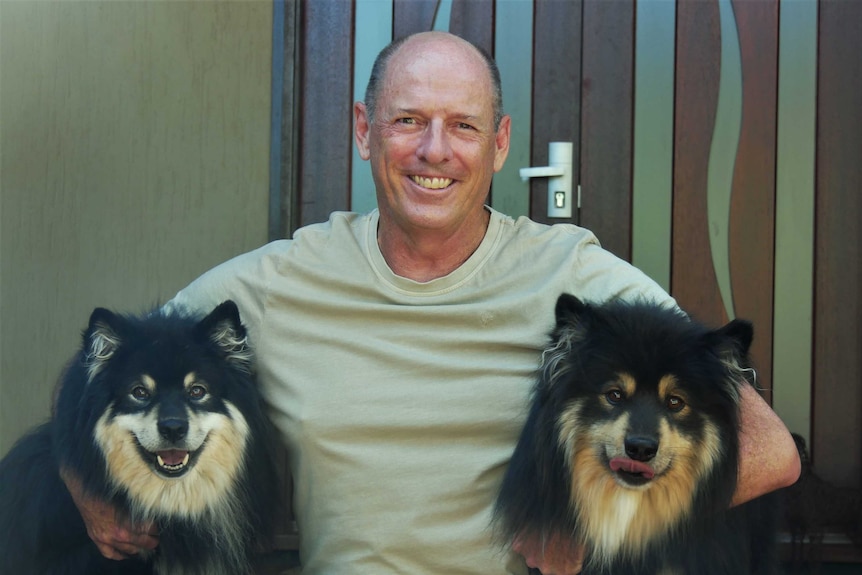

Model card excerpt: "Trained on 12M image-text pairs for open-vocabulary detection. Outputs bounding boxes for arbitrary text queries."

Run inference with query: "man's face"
[355,35,511,237]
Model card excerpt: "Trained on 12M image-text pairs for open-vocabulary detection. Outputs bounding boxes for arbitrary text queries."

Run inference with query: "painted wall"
[0,1,273,455]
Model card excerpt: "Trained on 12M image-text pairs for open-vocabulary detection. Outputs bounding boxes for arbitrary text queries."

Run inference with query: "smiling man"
[66,31,800,575]
[354,32,511,282]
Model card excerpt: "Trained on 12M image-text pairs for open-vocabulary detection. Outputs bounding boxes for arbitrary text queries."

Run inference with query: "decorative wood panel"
[530,0,582,225]
[298,0,354,227]
[727,0,777,404]
[673,0,779,404]
[672,0,725,323]
[813,0,862,489]
[270,0,302,240]
[449,0,494,54]
[579,0,635,260]
[393,0,438,38]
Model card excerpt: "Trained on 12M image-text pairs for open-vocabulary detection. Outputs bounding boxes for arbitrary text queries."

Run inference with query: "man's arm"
[733,382,801,505]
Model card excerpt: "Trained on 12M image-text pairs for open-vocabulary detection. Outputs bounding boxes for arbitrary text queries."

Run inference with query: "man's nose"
[416,121,452,164]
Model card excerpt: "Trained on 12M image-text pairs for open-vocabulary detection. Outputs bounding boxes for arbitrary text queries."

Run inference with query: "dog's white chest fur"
[595,490,638,558]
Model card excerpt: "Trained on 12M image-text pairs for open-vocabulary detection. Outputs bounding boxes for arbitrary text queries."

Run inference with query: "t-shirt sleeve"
[163,239,293,345]
[569,238,678,310]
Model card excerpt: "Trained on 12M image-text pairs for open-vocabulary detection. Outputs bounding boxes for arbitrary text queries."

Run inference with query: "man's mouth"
[411,175,453,189]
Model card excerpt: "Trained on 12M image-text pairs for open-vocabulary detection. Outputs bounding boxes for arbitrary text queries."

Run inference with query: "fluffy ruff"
[494,294,777,575]
[0,301,280,575]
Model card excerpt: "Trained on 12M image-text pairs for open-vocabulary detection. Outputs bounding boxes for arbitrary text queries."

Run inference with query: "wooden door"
[268,0,598,556]
[268,0,862,563]
[271,0,638,256]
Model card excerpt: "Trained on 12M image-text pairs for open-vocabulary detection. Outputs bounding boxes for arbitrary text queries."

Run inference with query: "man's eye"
[396,117,416,125]
[458,122,475,130]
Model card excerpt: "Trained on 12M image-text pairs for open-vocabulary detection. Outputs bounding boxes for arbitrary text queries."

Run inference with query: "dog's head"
[541,294,753,556]
[81,301,256,517]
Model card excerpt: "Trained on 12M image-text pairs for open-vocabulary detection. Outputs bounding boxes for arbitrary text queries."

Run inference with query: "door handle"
[519,142,573,218]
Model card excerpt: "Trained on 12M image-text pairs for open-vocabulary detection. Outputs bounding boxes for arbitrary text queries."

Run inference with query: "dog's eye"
[188,385,208,400]
[605,389,623,404]
[130,386,150,401]
[667,395,686,412]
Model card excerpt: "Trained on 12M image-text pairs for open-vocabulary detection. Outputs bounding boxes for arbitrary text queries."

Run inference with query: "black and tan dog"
[0,301,280,575]
[495,294,777,575]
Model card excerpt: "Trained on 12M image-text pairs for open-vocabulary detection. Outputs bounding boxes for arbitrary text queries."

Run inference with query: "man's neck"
[377,210,491,283]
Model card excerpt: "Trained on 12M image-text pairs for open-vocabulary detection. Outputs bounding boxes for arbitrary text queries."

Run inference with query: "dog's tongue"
[157,450,188,466]
[609,457,655,479]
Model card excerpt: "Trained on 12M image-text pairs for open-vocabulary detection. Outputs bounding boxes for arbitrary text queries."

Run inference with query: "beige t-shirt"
[169,208,674,574]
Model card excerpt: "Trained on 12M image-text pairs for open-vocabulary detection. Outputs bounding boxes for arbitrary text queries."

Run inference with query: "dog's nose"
[158,418,188,442]
[625,436,658,461]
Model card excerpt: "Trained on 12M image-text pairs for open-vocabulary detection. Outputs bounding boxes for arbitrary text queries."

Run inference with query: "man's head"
[363,33,505,131]
[354,32,511,246]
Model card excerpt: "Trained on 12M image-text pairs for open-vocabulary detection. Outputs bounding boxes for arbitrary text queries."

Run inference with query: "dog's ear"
[84,308,125,382]
[542,294,591,389]
[552,293,591,346]
[715,318,754,357]
[198,300,252,372]
[708,319,755,393]
[554,293,588,325]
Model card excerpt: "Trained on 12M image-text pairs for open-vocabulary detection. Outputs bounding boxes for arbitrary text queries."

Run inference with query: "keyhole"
[554,191,566,209]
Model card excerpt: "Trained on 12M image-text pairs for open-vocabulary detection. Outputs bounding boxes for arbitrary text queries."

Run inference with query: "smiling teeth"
[157,452,190,470]
[412,176,452,189]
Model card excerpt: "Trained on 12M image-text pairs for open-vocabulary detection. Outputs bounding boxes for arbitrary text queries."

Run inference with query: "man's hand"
[512,531,584,575]
[61,468,159,559]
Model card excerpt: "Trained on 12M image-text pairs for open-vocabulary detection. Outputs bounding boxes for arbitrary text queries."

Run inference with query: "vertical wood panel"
[270,1,302,551]
[813,0,862,488]
[299,0,354,226]
[728,0,777,404]
[450,0,494,54]
[393,0,438,38]
[271,0,303,239]
[672,0,725,324]
[579,0,635,261]
[530,0,582,225]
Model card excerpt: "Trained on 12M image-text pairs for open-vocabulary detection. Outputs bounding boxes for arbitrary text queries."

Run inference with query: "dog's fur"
[495,294,777,574]
[0,301,280,575]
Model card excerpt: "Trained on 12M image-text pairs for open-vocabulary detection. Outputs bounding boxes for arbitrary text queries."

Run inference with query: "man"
[67,32,799,574]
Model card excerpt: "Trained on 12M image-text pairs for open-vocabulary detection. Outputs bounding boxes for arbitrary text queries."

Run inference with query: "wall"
[0,0,273,455]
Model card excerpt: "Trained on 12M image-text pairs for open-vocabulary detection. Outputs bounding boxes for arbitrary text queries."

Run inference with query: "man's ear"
[493,114,512,172]
[354,101,372,161]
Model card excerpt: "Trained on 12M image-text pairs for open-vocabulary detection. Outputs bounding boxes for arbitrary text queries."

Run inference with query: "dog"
[0,301,280,575]
[494,294,777,574]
